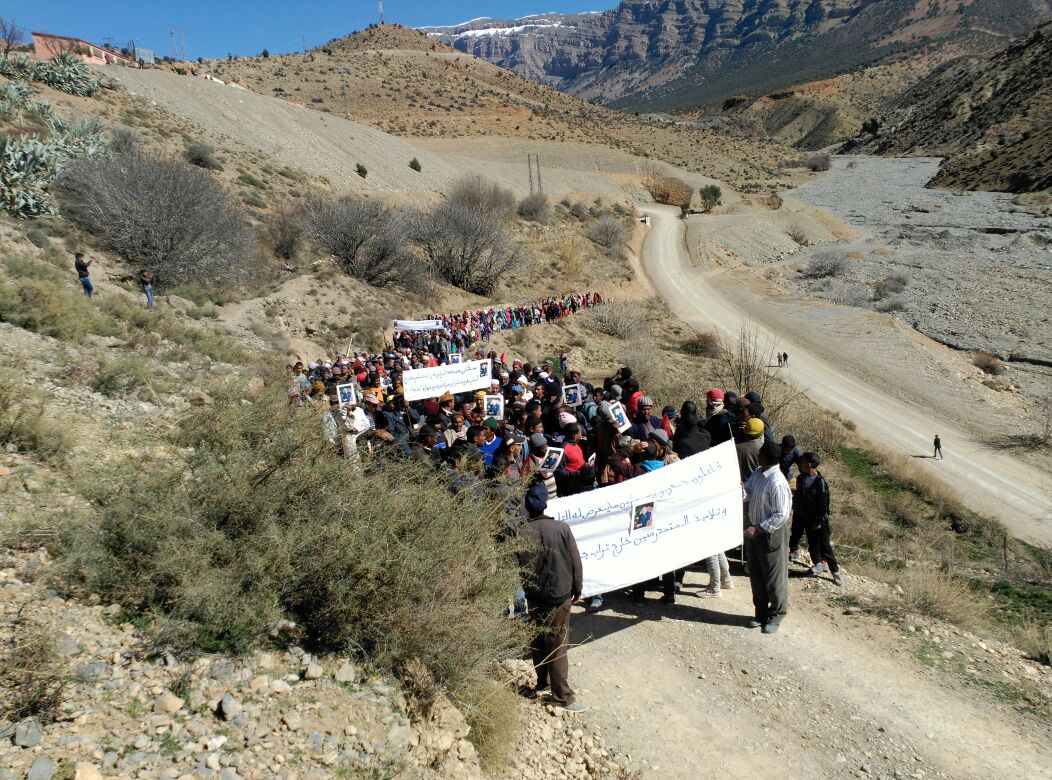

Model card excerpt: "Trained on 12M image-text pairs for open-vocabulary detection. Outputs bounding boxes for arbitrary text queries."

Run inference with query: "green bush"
[59,380,525,706]
[699,184,722,213]
[408,157,422,172]
[355,163,367,179]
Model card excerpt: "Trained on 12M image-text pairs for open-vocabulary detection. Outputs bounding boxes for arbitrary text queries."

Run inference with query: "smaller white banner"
[394,319,443,331]
[402,359,493,401]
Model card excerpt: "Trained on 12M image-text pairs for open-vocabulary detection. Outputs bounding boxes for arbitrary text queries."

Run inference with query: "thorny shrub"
[57,377,527,755]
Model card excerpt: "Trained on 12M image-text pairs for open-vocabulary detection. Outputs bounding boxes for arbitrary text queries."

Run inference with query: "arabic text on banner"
[546,440,743,598]
[393,319,443,331]
[402,359,493,401]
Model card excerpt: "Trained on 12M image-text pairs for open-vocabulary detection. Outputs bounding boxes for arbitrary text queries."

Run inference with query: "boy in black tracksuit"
[792,452,843,587]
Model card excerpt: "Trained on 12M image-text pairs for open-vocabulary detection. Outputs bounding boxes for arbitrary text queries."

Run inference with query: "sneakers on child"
[697,588,721,598]
[720,578,735,590]
[811,563,829,575]
[832,571,844,587]
[789,550,803,564]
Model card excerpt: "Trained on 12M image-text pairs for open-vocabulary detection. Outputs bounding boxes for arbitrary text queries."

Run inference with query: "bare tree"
[56,149,256,285]
[0,18,25,60]
[446,175,516,220]
[587,215,629,256]
[409,202,530,295]
[300,196,413,287]
[712,320,779,400]
[265,202,304,261]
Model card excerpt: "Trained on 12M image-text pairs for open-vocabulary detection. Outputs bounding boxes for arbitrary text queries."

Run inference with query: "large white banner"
[547,441,743,598]
[394,319,443,331]
[402,359,493,402]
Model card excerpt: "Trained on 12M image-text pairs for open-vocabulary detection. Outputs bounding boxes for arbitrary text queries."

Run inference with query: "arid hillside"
[845,21,1052,192]
[706,51,952,150]
[194,25,801,193]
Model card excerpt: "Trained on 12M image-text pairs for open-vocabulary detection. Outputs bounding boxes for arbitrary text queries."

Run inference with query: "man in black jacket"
[793,452,843,586]
[517,482,587,712]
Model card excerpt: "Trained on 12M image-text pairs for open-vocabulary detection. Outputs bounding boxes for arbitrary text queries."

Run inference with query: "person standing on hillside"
[933,434,943,460]
[743,441,793,633]
[517,482,587,713]
[74,252,93,297]
[138,269,157,309]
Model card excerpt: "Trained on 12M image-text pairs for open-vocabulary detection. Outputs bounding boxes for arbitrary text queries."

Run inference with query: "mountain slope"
[198,25,802,193]
[422,0,1052,112]
[845,22,1052,192]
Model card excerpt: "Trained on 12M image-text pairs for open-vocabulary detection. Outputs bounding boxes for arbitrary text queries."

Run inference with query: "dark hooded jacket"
[516,482,584,605]
[672,405,711,458]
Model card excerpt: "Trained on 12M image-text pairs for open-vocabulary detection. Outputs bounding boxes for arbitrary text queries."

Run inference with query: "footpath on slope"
[639,204,1052,546]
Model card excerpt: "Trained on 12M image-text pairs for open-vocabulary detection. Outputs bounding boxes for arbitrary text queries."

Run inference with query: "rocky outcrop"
[844,21,1052,193]
[422,0,1052,111]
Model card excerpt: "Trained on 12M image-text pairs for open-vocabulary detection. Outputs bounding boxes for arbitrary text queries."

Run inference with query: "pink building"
[31,32,135,66]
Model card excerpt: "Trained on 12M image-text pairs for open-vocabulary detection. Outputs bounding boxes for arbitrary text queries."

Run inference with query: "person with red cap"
[705,389,735,445]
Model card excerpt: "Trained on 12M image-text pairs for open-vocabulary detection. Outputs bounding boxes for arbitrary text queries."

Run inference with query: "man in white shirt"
[743,441,793,633]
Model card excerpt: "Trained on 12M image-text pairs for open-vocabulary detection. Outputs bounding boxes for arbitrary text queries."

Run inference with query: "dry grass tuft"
[0,615,70,723]
[893,567,986,627]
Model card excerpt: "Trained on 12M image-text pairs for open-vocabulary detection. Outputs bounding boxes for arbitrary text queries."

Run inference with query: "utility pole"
[535,154,543,194]
[527,154,534,195]
[378,0,385,25]
[169,29,179,61]
[178,29,188,62]
[301,34,306,53]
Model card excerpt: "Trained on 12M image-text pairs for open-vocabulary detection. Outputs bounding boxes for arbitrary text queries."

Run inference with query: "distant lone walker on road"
[933,434,943,460]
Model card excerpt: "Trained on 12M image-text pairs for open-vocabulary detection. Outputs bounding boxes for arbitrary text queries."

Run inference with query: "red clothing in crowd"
[562,441,586,473]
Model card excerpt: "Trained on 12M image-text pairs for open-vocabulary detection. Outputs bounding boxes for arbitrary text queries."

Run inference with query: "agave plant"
[0,55,32,80]
[0,81,32,118]
[0,135,60,217]
[31,53,100,97]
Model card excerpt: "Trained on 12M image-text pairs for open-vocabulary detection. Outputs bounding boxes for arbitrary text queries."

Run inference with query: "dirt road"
[569,573,1052,780]
[639,205,1052,546]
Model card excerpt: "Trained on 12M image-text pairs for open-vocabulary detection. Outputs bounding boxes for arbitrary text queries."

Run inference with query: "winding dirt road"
[639,205,1052,546]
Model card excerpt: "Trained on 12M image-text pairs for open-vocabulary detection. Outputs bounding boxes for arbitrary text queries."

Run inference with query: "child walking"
[793,452,843,586]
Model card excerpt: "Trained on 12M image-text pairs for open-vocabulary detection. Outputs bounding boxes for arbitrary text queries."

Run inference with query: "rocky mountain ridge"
[422,0,1052,111]
[845,21,1052,192]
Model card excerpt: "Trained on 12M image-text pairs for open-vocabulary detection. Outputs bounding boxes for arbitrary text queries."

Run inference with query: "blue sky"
[7,1,605,60]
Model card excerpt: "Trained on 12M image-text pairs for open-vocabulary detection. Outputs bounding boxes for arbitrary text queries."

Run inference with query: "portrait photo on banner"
[610,401,631,433]
[449,353,462,364]
[630,500,656,534]
[564,383,583,407]
[485,394,505,420]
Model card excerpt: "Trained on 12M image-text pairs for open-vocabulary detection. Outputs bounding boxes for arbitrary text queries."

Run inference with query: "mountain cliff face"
[422,0,1052,111]
[845,22,1052,193]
